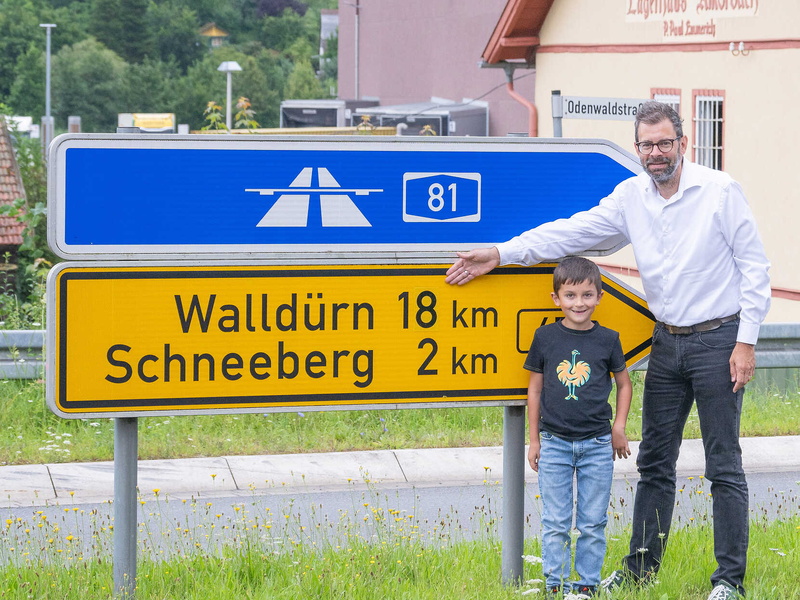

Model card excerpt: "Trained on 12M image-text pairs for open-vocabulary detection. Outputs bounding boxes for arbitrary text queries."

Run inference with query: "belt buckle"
[664,323,690,335]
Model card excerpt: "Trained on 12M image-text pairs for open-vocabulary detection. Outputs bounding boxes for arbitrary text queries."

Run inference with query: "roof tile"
[0,118,26,246]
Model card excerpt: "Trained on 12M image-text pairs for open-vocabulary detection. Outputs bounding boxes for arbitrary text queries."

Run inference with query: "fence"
[2,324,799,388]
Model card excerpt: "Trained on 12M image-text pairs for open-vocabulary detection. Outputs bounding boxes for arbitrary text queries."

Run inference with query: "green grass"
[0,484,798,599]
[1,372,799,465]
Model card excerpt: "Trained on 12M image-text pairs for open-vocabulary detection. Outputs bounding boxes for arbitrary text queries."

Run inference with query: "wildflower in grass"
[522,554,543,564]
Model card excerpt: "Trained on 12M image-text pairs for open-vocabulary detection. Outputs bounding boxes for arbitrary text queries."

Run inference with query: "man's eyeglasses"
[635,137,681,154]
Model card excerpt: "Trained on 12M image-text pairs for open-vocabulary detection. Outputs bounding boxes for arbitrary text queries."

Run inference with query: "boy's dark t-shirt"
[524,321,627,441]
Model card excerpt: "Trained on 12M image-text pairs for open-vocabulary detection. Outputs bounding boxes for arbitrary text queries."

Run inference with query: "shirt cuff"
[736,321,760,346]
[496,240,522,266]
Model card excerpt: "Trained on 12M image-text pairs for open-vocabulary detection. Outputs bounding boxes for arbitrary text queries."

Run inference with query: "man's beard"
[644,153,682,184]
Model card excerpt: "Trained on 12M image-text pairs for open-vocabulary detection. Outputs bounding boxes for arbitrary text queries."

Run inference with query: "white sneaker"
[708,581,742,600]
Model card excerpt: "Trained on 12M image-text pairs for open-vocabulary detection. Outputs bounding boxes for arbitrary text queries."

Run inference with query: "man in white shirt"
[446,101,770,600]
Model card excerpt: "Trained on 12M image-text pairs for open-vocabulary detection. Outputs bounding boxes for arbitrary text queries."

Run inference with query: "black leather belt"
[659,313,739,335]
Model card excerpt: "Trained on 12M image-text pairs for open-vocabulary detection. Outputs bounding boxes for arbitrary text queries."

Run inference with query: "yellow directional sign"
[47,263,655,418]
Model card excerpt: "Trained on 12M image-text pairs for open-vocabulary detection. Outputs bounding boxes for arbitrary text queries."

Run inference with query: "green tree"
[253,48,292,126]
[320,30,337,83]
[0,107,56,312]
[44,2,92,48]
[285,58,326,99]
[0,0,42,99]
[260,9,305,52]
[122,57,182,114]
[170,48,279,130]
[7,43,45,119]
[234,96,259,129]
[88,0,123,55]
[52,37,127,132]
[90,0,151,63]
[147,2,203,73]
[200,100,226,130]
[119,0,152,63]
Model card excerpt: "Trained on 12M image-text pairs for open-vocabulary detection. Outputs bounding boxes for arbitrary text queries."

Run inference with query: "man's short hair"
[634,100,683,141]
[553,256,602,294]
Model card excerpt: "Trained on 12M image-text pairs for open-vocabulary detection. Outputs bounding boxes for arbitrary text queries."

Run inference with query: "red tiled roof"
[482,0,555,64]
[0,117,25,246]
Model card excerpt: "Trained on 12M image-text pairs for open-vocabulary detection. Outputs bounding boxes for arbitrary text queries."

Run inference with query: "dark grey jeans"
[623,320,748,594]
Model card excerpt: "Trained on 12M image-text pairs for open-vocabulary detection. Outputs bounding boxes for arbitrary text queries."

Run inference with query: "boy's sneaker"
[545,585,563,599]
[708,581,743,600]
[572,585,598,598]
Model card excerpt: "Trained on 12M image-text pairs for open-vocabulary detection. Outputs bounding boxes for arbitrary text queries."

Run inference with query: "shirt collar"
[641,157,701,202]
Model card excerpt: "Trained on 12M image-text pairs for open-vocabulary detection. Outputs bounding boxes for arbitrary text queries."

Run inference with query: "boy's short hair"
[552,256,603,294]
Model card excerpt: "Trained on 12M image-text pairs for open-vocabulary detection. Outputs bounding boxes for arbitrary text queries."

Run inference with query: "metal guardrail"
[0,330,45,379]
[1,324,798,380]
[751,323,800,368]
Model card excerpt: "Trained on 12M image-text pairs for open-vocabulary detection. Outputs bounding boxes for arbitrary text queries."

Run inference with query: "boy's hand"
[528,440,541,472]
[612,427,630,460]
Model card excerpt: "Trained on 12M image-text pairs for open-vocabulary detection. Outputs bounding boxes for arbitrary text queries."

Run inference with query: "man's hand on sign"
[445,247,501,285]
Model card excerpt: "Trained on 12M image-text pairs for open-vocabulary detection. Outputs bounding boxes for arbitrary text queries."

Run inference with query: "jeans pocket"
[540,431,554,442]
[698,325,737,349]
[592,434,612,445]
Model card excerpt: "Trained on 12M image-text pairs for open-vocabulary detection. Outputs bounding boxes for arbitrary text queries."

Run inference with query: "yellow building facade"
[529,1,798,320]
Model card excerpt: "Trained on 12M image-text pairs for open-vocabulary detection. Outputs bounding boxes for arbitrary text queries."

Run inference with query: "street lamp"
[40,23,56,153]
[217,61,242,130]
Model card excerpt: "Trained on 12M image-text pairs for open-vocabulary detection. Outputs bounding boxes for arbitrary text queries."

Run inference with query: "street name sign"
[48,134,640,260]
[47,262,655,418]
[560,96,650,121]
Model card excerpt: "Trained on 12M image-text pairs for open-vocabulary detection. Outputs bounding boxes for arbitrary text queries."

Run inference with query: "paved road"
[1,437,798,563]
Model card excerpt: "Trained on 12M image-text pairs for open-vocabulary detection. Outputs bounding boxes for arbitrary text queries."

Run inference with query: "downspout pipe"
[502,63,537,137]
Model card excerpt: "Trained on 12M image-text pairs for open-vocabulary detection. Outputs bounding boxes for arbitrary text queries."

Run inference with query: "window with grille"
[694,94,724,170]
[653,92,680,115]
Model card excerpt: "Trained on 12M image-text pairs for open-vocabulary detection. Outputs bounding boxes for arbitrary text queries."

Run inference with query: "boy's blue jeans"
[623,321,748,594]
[538,431,613,590]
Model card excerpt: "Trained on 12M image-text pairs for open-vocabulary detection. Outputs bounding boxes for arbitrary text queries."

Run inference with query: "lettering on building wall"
[625,0,759,41]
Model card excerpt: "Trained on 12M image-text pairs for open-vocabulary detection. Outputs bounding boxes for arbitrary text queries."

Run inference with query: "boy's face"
[551,279,603,330]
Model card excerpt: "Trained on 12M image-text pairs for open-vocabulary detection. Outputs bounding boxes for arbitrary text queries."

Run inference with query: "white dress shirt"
[496,160,771,345]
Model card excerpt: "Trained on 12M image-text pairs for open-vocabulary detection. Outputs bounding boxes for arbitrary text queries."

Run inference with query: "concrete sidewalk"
[2,436,800,508]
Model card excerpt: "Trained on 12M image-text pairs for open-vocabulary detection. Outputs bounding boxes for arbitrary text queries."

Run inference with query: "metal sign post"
[113,417,138,598]
[502,404,526,585]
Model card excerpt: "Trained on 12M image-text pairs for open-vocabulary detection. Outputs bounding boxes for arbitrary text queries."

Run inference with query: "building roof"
[0,118,26,247]
[199,22,229,38]
[482,0,555,64]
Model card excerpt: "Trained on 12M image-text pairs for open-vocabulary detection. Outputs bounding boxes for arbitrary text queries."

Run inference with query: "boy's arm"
[611,368,632,460]
[527,371,543,471]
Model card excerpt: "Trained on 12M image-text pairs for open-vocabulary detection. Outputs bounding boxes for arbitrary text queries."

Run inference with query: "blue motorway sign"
[48,135,641,260]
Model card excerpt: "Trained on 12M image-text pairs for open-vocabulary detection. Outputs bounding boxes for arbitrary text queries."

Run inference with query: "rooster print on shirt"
[556,350,591,400]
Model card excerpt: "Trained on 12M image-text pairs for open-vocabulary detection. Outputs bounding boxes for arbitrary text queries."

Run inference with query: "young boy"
[525,256,632,599]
